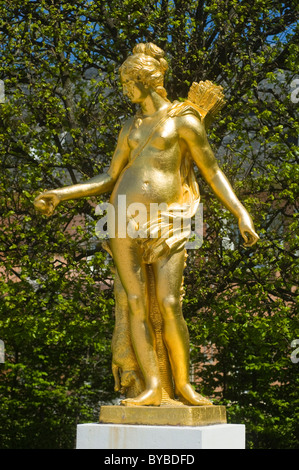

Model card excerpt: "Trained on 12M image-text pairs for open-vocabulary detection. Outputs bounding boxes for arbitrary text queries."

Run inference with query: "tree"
[0,0,298,448]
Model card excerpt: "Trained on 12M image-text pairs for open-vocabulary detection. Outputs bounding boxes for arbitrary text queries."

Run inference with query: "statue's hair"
[120,43,168,100]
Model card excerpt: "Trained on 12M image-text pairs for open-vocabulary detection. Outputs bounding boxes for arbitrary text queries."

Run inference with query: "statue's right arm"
[34,118,133,216]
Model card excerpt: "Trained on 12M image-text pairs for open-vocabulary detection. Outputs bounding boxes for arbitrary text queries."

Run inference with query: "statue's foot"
[177,384,213,406]
[121,388,162,406]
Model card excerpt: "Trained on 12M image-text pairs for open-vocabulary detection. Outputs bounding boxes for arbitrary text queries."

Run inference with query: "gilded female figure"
[35,43,259,407]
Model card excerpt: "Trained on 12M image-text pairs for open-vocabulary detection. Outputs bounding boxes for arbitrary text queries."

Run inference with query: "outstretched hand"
[238,213,259,247]
[34,191,61,217]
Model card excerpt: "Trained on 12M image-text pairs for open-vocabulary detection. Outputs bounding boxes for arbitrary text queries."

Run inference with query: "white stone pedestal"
[76,423,245,449]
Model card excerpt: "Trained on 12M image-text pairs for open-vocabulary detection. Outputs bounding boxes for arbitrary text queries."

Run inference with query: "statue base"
[76,422,245,449]
[99,404,227,426]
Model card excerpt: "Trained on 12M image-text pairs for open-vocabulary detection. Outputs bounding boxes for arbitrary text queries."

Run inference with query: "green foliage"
[0,0,298,448]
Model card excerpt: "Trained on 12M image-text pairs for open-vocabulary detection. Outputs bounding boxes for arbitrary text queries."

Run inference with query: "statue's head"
[120,43,168,100]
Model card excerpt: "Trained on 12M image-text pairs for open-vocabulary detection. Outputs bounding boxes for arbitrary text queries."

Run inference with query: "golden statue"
[34,43,259,409]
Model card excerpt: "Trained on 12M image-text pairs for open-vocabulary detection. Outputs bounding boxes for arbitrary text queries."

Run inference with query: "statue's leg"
[152,248,213,406]
[109,236,162,406]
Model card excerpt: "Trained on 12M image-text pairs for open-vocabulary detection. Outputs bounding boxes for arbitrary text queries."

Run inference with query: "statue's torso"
[110,112,184,213]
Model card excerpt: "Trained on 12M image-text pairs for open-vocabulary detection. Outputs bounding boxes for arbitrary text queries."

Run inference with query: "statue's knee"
[160,294,181,319]
[127,293,145,317]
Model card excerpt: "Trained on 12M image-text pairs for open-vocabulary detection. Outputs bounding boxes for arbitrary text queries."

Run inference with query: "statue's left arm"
[178,114,259,247]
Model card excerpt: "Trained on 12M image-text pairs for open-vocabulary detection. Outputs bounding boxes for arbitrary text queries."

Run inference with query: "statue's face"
[121,73,150,103]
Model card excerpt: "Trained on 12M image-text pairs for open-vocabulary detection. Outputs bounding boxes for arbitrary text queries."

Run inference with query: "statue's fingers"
[242,230,249,246]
